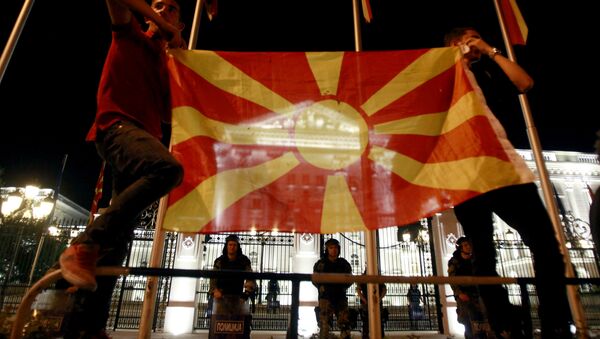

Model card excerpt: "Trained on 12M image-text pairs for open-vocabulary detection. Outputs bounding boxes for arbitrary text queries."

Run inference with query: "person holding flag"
[57,0,186,337]
[444,27,572,339]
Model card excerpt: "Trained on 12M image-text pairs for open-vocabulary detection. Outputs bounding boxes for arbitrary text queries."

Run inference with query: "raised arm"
[466,37,534,93]
[105,0,183,48]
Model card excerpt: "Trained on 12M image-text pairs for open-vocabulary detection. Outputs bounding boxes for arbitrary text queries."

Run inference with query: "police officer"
[313,238,352,339]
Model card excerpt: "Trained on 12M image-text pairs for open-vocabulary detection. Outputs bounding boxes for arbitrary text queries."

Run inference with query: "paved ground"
[108,330,454,338]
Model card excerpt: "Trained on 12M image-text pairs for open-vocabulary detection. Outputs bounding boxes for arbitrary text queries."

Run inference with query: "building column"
[292,233,320,338]
[164,233,203,334]
[431,213,452,336]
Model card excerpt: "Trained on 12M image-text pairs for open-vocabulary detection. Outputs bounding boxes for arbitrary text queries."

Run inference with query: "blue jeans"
[65,120,183,335]
[82,120,183,248]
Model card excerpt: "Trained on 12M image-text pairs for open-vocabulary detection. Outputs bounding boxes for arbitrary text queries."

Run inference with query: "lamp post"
[0,186,55,310]
[0,186,55,223]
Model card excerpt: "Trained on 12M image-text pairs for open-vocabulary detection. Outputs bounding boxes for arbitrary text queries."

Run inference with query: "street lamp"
[0,186,55,223]
[0,186,56,309]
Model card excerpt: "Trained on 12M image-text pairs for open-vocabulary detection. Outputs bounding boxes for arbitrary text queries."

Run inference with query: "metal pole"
[53,154,68,203]
[286,279,300,339]
[365,230,382,338]
[0,0,35,84]
[351,0,362,52]
[26,155,67,286]
[139,0,203,335]
[27,233,45,286]
[188,0,204,49]
[492,0,589,337]
[138,196,169,339]
[351,0,383,337]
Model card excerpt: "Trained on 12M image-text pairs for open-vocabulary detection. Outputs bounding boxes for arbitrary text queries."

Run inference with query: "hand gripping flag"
[163,47,534,234]
[361,0,373,23]
[205,0,218,21]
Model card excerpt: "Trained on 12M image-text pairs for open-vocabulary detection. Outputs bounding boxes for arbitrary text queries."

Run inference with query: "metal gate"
[322,218,441,333]
[106,201,178,330]
[190,221,440,332]
[0,219,78,315]
[5,203,599,334]
[194,232,296,330]
[494,210,600,330]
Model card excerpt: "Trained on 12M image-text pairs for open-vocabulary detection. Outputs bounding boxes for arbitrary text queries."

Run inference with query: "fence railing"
[2,220,600,335]
[9,267,600,339]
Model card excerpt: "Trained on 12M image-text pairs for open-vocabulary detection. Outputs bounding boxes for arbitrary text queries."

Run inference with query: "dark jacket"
[209,240,256,297]
[447,249,478,298]
[313,257,352,302]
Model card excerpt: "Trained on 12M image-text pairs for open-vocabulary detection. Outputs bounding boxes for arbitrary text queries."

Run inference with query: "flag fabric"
[361,0,373,23]
[205,0,218,21]
[499,0,528,45]
[163,48,534,234]
[88,162,105,225]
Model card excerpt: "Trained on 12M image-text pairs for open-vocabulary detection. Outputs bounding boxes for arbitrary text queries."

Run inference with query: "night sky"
[0,0,597,209]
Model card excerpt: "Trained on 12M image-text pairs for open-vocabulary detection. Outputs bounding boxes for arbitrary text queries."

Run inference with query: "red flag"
[163,48,534,234]
[361,0,373,23]
[205,0,218,21]
[499,0,528,45]
[88,162,105,225]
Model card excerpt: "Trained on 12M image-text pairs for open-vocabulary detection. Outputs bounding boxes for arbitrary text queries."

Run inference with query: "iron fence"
[2,207,600,335]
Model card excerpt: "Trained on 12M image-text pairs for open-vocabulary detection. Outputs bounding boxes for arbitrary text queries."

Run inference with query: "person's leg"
[61,122,183,335]
[82,121,183,248]
[490,183,572,337]
[380,305,386,338]
[62,170,135,338]
[408,303,416,329]
[335,300,351,339]
[61,121,183,288]
[360,305,369,339]
[318,299,331,339]
[457,301,473,339]
[454,194,516,336]
[62,239,130,338]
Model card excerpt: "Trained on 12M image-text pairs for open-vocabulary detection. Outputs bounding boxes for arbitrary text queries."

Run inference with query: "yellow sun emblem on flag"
[163,48,532,234]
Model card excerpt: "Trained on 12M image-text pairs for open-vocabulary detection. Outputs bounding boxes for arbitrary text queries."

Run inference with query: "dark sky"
[0,0,597,209]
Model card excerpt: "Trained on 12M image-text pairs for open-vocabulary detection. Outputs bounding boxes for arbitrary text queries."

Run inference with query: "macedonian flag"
[162,47,534,234]
[499,0,528,45]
